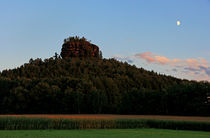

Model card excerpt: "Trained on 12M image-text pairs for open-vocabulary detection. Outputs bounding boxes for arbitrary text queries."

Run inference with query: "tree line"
[0,57,209,115]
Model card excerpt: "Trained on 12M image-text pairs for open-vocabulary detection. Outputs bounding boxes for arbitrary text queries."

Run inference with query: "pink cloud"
[135,52,155,63]
[136,52,210,68]
[135,52,210,80]
[155,56,170,65]
[113,52,210,81]
[135,52,173,65]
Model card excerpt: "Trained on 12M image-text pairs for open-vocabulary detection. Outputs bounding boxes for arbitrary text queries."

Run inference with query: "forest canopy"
[0,57,209,115]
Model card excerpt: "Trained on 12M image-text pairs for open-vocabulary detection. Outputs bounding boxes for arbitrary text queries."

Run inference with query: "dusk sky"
[0,0,210,81]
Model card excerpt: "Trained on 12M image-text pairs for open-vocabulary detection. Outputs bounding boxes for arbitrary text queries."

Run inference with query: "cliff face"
[61,40,99,59]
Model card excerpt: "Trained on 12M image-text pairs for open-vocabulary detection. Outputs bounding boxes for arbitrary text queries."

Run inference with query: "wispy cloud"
[135,52,156,63]
[112,52,210,81]
[111,52,210,81]
[112,54,134,64]
[199,66,210,76]
[135,52,181,65]
[172,68,178,72]
[135,52,210,81]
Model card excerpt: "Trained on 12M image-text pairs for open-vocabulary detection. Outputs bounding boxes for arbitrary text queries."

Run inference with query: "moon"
[177,20,181,26]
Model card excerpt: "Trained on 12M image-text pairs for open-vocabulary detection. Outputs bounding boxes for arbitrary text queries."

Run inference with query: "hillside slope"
[0,57,209,115]
[0,57,182,90]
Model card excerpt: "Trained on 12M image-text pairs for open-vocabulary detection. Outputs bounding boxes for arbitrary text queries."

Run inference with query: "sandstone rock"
[61,37,100,59]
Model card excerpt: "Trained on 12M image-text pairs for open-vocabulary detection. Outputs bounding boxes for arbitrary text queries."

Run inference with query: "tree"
[54,52,59,59]
[99,51,103,59]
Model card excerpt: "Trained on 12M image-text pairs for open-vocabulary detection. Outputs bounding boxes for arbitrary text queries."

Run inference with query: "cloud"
[172,68,177,72]
[136,52,209,68]
[112,52,210,81]
[184,67,200,72]
[199,66,210,76]
[112,54,134,63]
[155,56,170,65]
[135,52,210,80]
[135,52,155,63]
[135,52,175,65]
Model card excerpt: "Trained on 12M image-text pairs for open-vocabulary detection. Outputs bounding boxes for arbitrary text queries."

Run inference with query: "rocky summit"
[60,36,100,58]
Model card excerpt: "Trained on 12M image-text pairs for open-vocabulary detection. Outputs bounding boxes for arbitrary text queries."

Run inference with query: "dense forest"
[0,37,209,115]
[0,57,209,115]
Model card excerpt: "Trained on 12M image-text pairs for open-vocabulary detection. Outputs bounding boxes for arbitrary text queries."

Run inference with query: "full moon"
[177,21,181,26]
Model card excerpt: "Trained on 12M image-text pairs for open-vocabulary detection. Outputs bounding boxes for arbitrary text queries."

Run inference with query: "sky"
[0,0,210,81]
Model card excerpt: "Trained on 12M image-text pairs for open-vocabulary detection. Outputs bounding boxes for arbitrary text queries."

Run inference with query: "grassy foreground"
[0,129,210,138]
[0,117,210,131]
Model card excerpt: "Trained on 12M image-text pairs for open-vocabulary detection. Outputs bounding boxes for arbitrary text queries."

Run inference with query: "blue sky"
[0,0,210,81]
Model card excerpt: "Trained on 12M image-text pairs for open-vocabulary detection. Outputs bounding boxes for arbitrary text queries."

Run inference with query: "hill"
[0,36,209,115]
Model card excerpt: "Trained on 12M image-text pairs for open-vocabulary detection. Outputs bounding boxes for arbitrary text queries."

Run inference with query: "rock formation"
[61,36,100,59]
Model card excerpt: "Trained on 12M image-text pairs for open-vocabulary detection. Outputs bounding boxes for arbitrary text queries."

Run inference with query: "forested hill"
[0,57,209,115]
[0,57,182,90]
[0,35,183,89]
[0,36,209,115]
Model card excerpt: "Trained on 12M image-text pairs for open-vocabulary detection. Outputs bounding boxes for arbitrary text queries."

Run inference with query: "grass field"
[0,129,210,138]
